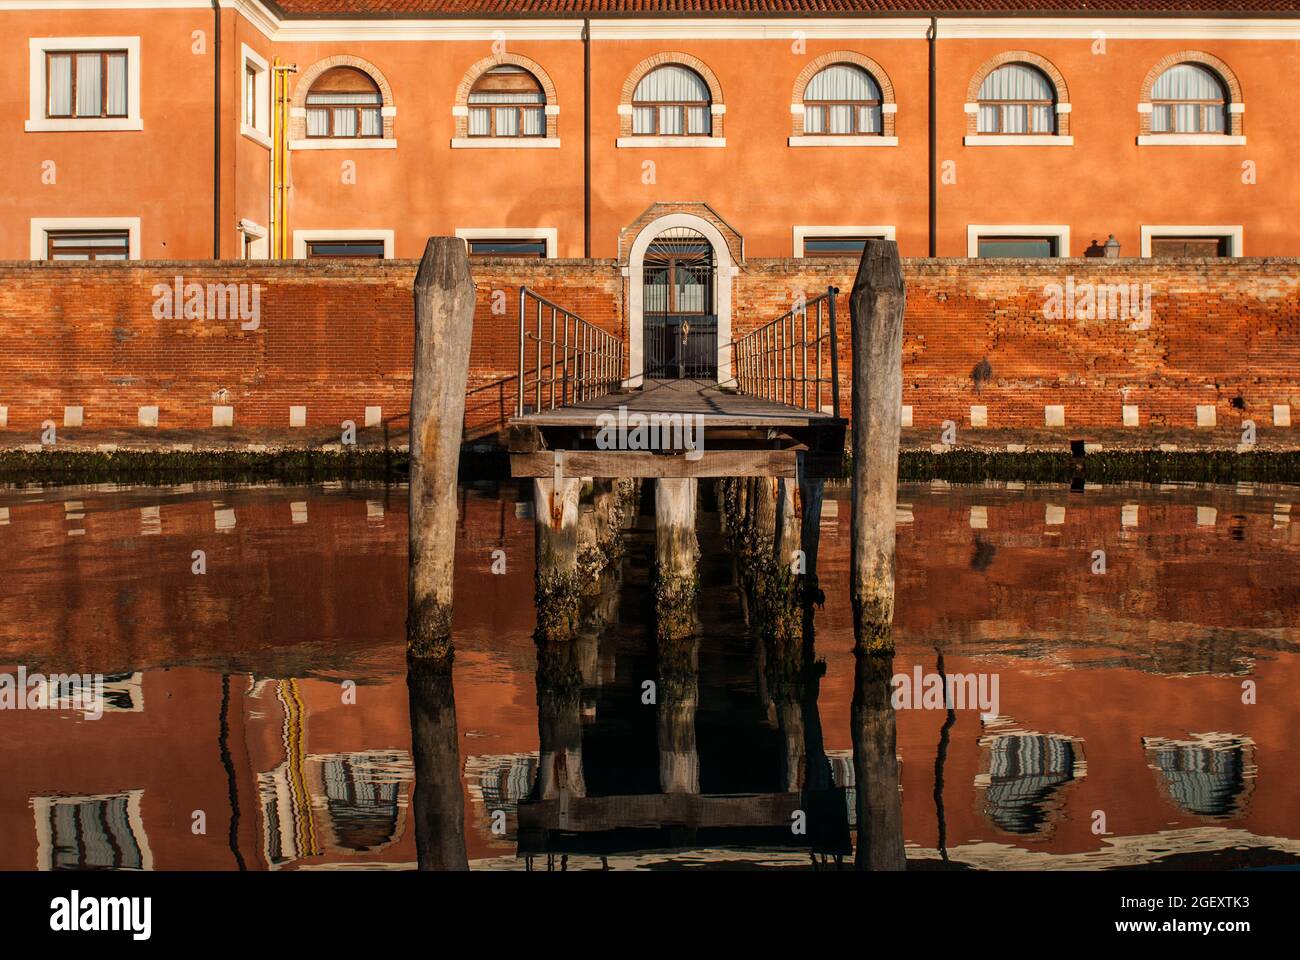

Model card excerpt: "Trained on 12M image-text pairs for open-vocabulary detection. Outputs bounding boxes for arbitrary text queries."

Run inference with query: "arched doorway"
[627,213,733,388]
[643,227,715,380]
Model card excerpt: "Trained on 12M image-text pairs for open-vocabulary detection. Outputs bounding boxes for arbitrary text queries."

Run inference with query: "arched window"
[977,64,1056,135]
[305,67,382,138]
[1151,63,1226,134]
[468,65,545,138]
[802,63,882,135]
[632,65,711,137]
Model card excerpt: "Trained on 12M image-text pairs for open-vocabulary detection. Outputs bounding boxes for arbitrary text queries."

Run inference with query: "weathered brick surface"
[0,257,1295,446]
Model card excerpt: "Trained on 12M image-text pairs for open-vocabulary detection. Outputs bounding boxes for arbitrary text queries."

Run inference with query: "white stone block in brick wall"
[63,406,83,427]
[138,406,159,427]
[1006,443,1026,453]
[365,406,382,427]
[0,406,8,428]
[900,405,913,428]
[289,405,307,428]
[214,507,236,530]
[1085,443,1102,454]
[1122,504,1139,527]
[1274,404,1292,427]
[0,507,9,525]
[1044,405,1065,427]
[970,405,988,428]
[969,505,987,529]
[367,500,384,520]
[291,501,308,524]
[212,406,234,427]
[1122,405,1139,427]
[1045,504,1065,525]
[1196,405,1217,427]
[1197,506,1217,526]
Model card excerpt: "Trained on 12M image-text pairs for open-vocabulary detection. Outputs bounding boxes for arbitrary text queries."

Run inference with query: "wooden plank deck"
[511,379,837,429]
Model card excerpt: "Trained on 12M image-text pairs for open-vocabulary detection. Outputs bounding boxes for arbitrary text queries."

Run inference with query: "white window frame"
[967,224,1070,258]
[793,225,896,257]
[292,229,395,259]
[31,216,141,260]
[239,218,269,260]
[27,36,143,132]
[1140,225,1243,257]
[240,43,271,149]
[454,227,558,259]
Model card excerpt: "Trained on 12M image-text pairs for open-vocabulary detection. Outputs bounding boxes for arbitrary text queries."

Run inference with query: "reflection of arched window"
[1151,64,1226,134]
[306,67,382,139]
[321,752,407,852]
[1143,735,1254,818]
[632,65,711,136]
[468,65,545,138]
[977,64,1056,135]
[980,733,1079,834]
[802,64,882,135]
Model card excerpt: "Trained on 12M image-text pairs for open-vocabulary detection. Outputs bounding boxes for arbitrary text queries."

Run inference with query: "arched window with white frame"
[977,63,1057,135]
[802,63,883,136]
[468,65,546,138]
[1150,63,1227,134]
[632,65,711,137]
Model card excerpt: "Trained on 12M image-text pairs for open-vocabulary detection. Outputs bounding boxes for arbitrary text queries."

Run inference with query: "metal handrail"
[732,286,840,417]
[517,286,624,416]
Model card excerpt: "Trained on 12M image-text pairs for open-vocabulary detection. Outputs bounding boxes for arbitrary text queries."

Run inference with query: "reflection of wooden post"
[852,651,906,871]
[655,478,699,642]
[534,473,582,636]
[408,237,476,661]
[799,472,825,594]
[774,477,799,574]
[407,658,470,870]
[849,240,905,653]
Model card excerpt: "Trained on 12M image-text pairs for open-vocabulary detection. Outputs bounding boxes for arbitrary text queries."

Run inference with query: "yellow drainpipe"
[271,59,297,259]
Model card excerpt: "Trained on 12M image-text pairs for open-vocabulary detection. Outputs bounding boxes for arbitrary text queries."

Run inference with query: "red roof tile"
[271,0,1300,15]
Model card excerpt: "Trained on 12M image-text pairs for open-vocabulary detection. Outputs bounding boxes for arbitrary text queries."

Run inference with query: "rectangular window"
[306,240,386,259]
[977,236,1058,258]
[46,51,128,119]
[46,230,130,260]
[244,63,257,128]
[467,239,547,258]
[802,236,876,257]
[1149,236,1230,257]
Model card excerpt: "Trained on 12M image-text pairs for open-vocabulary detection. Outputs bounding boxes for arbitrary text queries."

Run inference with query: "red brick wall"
[0,257,1295,446]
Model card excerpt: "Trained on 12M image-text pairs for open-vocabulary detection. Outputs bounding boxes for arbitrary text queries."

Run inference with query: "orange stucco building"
[4,0,1299,268]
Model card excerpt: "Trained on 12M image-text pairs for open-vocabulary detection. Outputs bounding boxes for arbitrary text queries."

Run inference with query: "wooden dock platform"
[507,379,846,479]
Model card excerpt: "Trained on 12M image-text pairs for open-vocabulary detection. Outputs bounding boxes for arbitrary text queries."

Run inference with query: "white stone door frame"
[626,213,735,388]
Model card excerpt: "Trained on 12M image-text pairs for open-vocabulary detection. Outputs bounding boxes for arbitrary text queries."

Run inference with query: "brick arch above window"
[291,55,395,140]
[620,52,724,138]
[966,50,1070,136]
[454,53,559,139]
[1139,51,1243,136]
[791,51,896,137]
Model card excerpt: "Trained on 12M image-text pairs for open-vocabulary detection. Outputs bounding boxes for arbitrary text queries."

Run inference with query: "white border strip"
[967,224,1071,258]
[292,228,395,259]
[793,225,896,257]
[455,226,558,259]
[1140,224,1243,257]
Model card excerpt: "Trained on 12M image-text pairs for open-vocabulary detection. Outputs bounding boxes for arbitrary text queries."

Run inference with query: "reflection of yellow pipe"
[279,678,320,856]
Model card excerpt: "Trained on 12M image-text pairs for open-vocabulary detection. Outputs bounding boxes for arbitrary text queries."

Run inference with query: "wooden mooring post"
[407,237,476,661]
[849,239,906,653]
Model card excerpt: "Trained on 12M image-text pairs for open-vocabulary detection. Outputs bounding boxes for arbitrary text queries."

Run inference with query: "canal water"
[1,478,1297,870]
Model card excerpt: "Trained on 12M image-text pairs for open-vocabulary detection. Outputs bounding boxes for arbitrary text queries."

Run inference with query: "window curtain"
[521,107,545,136]
[978,64,1054,102]
[805,64,881,103]
[494,106,519,136]
[106,52,127,115]
[468,107,490,135]
[1152,64,1224,101]
[632,106,655,134]
[48,54,72,116]
[359,107,381,136]
[306,108,328,136]
[634,65,709,103]
[75,53,102,117]
[331,107,357,137]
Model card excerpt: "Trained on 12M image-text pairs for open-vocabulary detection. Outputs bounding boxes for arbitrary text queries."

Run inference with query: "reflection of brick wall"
[0,258,1296,442]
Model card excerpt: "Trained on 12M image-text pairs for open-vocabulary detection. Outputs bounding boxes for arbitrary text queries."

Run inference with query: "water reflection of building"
[975,730,1086,837]
[1142,734,1256,819]
[465,754,540,828]
[32,792,152,871]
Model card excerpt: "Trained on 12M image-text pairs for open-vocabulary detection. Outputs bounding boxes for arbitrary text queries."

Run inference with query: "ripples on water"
[0,479,1297,871]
